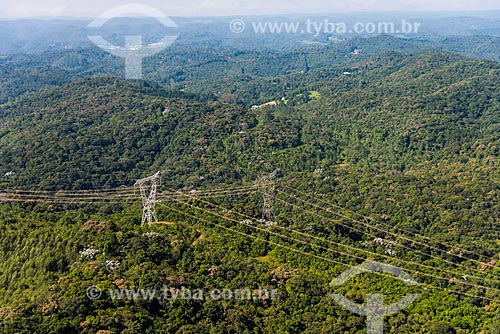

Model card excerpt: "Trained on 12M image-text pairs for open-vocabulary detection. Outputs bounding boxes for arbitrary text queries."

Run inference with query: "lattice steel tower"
[135,171,161,226]
[260,170,278,225]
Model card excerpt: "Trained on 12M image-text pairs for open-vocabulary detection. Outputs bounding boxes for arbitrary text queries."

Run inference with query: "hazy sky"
[1,0,500,18]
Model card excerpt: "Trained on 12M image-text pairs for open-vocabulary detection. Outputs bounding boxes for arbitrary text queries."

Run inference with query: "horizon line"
[2,9,500,21]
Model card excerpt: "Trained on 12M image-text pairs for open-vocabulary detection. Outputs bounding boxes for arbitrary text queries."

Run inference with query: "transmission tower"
[260,170,278,226]
[135,171,161,226]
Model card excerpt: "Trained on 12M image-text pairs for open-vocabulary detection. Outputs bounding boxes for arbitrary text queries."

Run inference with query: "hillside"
[0,78,254,189]
[2,51,500,189]
[2,34,500,104]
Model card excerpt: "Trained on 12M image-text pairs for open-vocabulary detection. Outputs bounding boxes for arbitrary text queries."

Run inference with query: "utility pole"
[135,171,161,226]
[260,170,278,227]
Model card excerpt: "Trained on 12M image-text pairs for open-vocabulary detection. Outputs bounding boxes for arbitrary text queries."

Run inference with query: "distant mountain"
[2,33,500,106]
[1,13,500,54]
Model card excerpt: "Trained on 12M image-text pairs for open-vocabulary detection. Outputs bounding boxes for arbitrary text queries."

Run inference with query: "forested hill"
[0,78,253,189]
[1,50,500,191]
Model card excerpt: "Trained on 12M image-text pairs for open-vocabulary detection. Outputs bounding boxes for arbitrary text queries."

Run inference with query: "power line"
[282,184,496,263]
[158,193,499,303]
[2,179,498,295]
[277,188,499,273]
[164,187,500,294]
[0,186,258,204]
